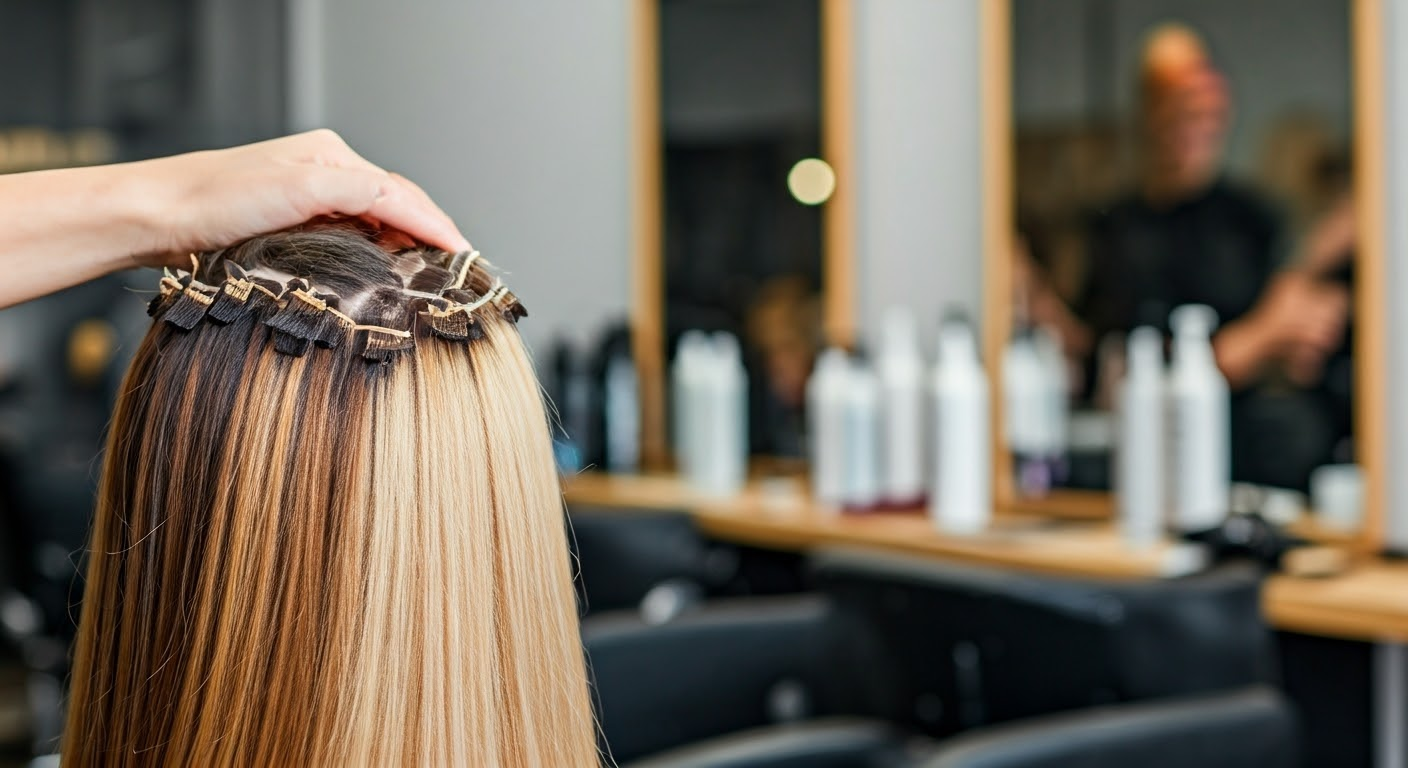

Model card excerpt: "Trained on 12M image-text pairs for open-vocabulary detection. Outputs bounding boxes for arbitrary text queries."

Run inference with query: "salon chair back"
[583,594,855,764]
[812,548,1272,738]
[923,686,1297,768]
[568,507,720,616]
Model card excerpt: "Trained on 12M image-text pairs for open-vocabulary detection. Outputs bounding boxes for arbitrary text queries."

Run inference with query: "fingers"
[290,130,470,252]
[388,172,470,250]
[364,174,471,253]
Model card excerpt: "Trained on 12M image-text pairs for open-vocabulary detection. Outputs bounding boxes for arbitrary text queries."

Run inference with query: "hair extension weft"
[63,227,599,767]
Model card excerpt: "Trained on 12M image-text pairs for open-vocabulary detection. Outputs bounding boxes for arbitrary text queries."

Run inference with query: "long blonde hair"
[64,225,598,766]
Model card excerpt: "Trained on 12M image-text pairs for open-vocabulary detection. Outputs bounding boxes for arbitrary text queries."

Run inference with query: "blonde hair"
[63,225,598,766]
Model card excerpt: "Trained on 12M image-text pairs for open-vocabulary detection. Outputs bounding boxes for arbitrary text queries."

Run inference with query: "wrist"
[96,160,174,269]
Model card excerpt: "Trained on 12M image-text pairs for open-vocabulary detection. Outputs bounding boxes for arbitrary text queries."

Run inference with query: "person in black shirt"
[1078,24,1350,490]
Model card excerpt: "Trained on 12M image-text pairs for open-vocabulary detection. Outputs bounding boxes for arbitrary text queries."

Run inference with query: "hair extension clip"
[353,324,415,364]
[264,280,349,356]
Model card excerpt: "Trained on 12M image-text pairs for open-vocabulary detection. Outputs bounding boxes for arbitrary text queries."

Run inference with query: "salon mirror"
[632,0,854,468]
[989,0,1383,535]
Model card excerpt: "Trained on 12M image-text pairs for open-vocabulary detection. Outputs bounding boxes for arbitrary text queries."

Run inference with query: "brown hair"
[63,224,598,766]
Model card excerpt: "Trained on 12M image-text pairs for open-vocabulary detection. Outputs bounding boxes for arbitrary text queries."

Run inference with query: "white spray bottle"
[603,350,640,474]
[1166,305,1230,534]
[672,331,710,476]
[696,331,748,497]
[807,347,850,508]
[843,358,883,511]
[1002,330,1046,494]
[930,316,991,535]
[878,307,926,506]
[1118,326,1165,548]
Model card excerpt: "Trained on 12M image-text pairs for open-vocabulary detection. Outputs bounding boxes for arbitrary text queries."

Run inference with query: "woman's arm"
[0,129,469,309]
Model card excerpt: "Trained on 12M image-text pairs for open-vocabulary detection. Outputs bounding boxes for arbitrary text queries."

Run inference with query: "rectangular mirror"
[631,0,855,470]
[984,0,1385,543]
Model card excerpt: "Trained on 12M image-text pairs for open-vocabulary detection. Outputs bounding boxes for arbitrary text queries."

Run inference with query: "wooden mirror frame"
[980,0,1388,548]
[628,0,858,471]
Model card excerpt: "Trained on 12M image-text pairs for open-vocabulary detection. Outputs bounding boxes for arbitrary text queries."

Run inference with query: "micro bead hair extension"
[63,224,599,766]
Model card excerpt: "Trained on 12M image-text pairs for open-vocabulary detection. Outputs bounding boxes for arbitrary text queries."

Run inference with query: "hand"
[1299,195,1356,276]
[1214,271,1348,388]
[128,129,470,268]
[1255,271,1348,354]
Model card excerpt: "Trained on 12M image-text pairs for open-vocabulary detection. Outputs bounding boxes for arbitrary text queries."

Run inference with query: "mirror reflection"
[1009,0,1354,496]
[661,0,825,461]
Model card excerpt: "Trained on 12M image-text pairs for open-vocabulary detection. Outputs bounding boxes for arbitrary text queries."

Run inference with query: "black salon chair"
[921,686,1296,768]
[585,592,940,767]
[568,507,724,618]
[812,547,1273,738]
[587,544,1287,767]
[584,594,1297,768]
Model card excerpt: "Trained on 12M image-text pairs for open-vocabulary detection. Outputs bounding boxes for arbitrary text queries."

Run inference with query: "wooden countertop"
[564,472,1408,643]
[1264,563,1408,642]
[563,473,1208,581]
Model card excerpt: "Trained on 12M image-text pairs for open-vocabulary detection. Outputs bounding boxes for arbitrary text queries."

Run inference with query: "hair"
[62,223,599,766]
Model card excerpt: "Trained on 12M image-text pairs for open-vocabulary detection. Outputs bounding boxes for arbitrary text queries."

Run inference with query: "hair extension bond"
[62,224,599,766]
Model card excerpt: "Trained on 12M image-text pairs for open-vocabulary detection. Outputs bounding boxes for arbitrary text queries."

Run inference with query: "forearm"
[1212,318,1274,390]
[0,163,157,309]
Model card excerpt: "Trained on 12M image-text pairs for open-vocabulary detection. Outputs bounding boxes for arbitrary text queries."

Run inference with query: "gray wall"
[855,0,985,350]
[312,0,633,353]
[1385,0,1408,550]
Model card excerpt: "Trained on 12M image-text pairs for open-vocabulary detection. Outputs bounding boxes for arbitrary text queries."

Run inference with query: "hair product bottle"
[1035,325,1071,485]
[930,316,991,535]
[672,330,710,478]
[693,332,748,497]
[603,349,640,474]
[807,347,850,508]
[843,357,883,511]
[1118,326,1165,548]
[1002,329,1046,494]
[877,307,926,507]
[1166,305,1230,535]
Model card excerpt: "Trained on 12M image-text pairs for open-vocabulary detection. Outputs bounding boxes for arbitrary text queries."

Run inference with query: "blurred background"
[3,1,1407,766]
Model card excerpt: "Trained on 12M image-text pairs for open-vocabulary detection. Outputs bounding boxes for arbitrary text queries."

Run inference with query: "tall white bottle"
[604,352,640,473]
[672,331,710,476]
[930,318,991,535]
[878,307,926,506]
[1002,331,1045,491]
[697,332,748,497]
[1118,326,1165,548]
[1034,326,1070,472]
[1166,305,1230,534]
[843,359,883,510]
[807,347,850,508]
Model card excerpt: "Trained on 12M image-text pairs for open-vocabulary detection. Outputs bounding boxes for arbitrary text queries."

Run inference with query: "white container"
[1034,326,1070,462]
[878,307,926,505]
[1002,332,1046,461]
[1166,305,1231,534]
[1310,464,1365,532]
[843,359,883,510]
[604,353,640,473]
[1117,326,1165,548]
[672,331,710,474]
[930,319,991,535]
[807,347,850,508]
[695,332,748,497]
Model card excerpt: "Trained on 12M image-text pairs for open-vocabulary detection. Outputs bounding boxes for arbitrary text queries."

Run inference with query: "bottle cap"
[1169,304,1218,338]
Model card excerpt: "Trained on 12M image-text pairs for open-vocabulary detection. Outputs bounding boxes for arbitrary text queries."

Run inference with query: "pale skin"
[0,129,471,310]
